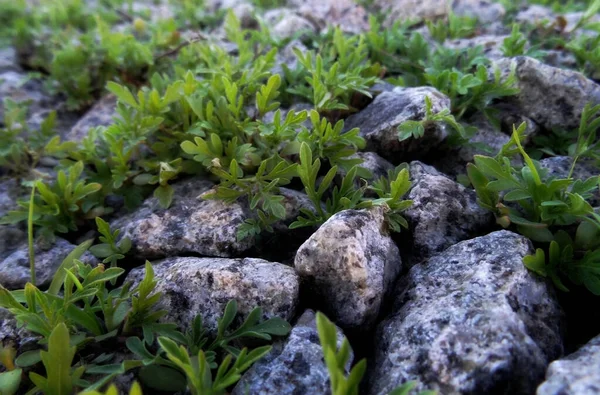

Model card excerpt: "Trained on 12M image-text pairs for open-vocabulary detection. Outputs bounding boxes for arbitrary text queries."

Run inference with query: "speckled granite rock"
[493,56,600,131]
[288,0,369,34]
[539,156,600,206]
[233,310,349,395]
[369,231,565,394]
[113,177,314,259]
[537,334,600,395]
[65,95,116,142]
[445,35,510,60]
[376,0,505,26]
[343,87,451,163]
[0,308,38,355]
[403,161,494,264]
[125,257,299,335]
[295,207,401,332]
[0,237,96,289]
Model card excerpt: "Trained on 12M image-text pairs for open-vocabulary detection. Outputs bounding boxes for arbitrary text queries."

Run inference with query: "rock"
[537,334,600,395]
[271,14,316,39]
[376,0,505,26]
[113,177,314,260]
[355,152,395,180]
[429,114,512,177]
[125,256,299,335]
[369,231,565,394]
[0,237,96,290]
[65,95,116,142]
[402,161,494,264]
[233,309,349,395]
[515,5,557,25]
[0,308,38,355]
[343,87,451,163]
[0,71,49,124]
[445,35,509,60]
[232,2,258,29]
[543,50,578,71]
[288,0,370,34]
[0,47,20,73]
[0,178,22,218]
[539,156,600,206]
[492,56,600,131]
[294,207,401,332]
[271,40,310,75]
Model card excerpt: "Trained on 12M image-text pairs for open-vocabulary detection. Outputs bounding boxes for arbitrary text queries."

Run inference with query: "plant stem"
[28,184,36,285]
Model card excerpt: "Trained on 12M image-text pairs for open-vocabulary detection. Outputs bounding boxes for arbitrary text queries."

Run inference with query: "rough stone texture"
[445,35,509,61]
[233,310,349,395]
[0,47,20,73]
[377,0,505,26]
[0,237,96,289]
[354,152,395,180]
[232,2,258,29]
[429,114,513,177]
[515,5,556,25]
[113,177,313,259]
[403,161,494,264]
[0,71,49,124]
[0,178,21,218]
[65,95,116,142]
[369,231,565,395]
[288,0,370,34]
[263,10,316,39]
[544,50,578,71]
[493,56,600,131]
[0,308,39,355]
[125,256,299,335]
[343,87,451,163]
[539,156,600,207]
[537,334,600,395]
[271,40,310,75]
[295,207,401,331]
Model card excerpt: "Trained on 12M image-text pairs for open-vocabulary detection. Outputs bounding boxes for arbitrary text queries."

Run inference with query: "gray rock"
[113,177,313,259]
[537,334,600,395]
[445,35,509,60]
[0,48,20,73]
[232,2,258,29]
[515,5,556,25]
[113,178,252,259]
[295,207,402,331]
[0,308,38,355]
[125,256,299,335]
[492,56,600,131]
[539,156,600,206]
[355,152,395,180]
[233,309,349,395]
[0,178,22,218]
[288,0,370,34]
[543,50,578,71]
[369,231,565,395]
[0,237,96,290]
[65,95,116,142]
[376,0,504,26]
[343,87,451,163]
[271,14,315,39]
[0,71,49,124]
[271,40,310,75]
[403,161,494,264]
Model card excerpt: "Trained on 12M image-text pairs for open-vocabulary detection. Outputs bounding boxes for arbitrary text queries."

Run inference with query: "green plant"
[501,24,544,58]
[467,122,600,294]
[426,12,478,43]
[316,312,435,395]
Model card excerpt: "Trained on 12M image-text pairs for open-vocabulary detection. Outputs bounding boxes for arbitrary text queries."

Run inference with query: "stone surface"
[369,231,564,394]
[233,309,349,395]
[295,207,401,331]
[288,0,370,34]
[445,35,509,61]
[376,0,505,26]
[537,334,600,395]
[493,56,600,131]
[125,256,299,335]
[343,87,451,163]
[0,71,49,124]
[403,161,494,264]
[267,12,316,39]
[0,178,22,218]
[539,156,600,206]
[0,237,96,290]
[65,95,117,142]
[0,47,20,73]
[0,308,38,355]
[113,177,314,259]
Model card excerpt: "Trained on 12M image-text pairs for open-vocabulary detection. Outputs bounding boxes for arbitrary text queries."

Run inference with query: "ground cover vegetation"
[0,0,599,393]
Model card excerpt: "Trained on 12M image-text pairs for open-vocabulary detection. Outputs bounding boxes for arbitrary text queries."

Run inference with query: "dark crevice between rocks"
[556,287,600,354]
